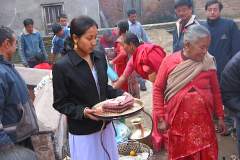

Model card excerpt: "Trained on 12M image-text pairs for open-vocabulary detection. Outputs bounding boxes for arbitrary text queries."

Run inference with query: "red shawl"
[132,43,166,79]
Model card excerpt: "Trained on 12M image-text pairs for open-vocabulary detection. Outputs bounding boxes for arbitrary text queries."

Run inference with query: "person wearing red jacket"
[99,30,117,49]
[34,63,52,70]
[33,54,52,70]
[153,25,226,159]
[113,32,166,89]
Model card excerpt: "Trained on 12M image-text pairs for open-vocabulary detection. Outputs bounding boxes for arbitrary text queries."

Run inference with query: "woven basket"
[118,140,153,159]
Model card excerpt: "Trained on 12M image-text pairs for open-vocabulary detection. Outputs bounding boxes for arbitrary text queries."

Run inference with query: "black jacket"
[52,50,123,135]
[203,18,240,80]
[221,51,240,115]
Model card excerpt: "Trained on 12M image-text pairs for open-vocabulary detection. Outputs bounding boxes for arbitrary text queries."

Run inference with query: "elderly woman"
[113,32,166,89]
[152,25,226,160]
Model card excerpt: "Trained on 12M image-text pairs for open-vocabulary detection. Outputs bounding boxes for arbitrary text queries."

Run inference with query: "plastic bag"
[107,64,118,82]
[113,120,131,144]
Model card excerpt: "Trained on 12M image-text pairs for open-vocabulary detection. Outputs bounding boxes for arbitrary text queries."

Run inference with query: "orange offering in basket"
[129,150,137,156]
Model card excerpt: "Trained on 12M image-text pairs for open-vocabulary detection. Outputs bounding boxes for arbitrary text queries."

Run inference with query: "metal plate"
[92,98,143,120]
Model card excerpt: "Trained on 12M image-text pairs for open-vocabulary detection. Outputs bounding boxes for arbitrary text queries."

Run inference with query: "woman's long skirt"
[69,123,119,160]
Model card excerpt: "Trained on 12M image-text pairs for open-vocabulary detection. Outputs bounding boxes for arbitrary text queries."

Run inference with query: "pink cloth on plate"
[102,94,134,113]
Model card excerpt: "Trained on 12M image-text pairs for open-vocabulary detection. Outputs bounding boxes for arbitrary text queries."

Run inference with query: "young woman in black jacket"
[52,16,124,160]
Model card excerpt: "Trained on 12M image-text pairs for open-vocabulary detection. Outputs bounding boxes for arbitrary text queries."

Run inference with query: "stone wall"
[99,0,124,27]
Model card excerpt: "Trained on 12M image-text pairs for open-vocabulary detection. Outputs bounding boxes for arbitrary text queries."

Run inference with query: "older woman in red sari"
[152,24,226,160]
[113,32,166,89]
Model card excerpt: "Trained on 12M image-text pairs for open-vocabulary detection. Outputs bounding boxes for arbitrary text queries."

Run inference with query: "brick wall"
[142,0,175,24]
[99,0,175,27]
[99,0,124,27]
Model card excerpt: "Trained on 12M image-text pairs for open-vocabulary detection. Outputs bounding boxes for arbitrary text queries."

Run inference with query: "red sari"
[112,37,129,91]
[152,52,224,160]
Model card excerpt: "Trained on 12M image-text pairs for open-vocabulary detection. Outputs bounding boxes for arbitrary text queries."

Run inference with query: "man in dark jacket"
[221,51,240,157]
[203,0,240,80]
[0,26,38,159]
[203,0,240,138]
[172,0,199,52]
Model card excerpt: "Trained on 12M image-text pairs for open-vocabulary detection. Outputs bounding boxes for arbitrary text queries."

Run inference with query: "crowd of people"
[0,0,240,160]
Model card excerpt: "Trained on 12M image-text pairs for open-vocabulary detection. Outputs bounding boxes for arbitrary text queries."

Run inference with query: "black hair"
[127,9,137,17]
[117,20,129,34]
[65,16,98,50]
[124,32,141,47]
[23,18,34,27]
[205,0,223,11]
[34,53,46,63]
[62,37,72,55]
[0,26,14,46]
[174,0,193,9]
[70,15,98,37]
[52,23,63,34]
[58,13,68,20]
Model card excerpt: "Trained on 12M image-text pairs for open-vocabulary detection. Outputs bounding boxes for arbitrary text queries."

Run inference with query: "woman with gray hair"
[152,24,226,159]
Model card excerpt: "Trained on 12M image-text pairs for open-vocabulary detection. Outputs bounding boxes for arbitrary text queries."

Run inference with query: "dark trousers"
[136,74,146,86]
